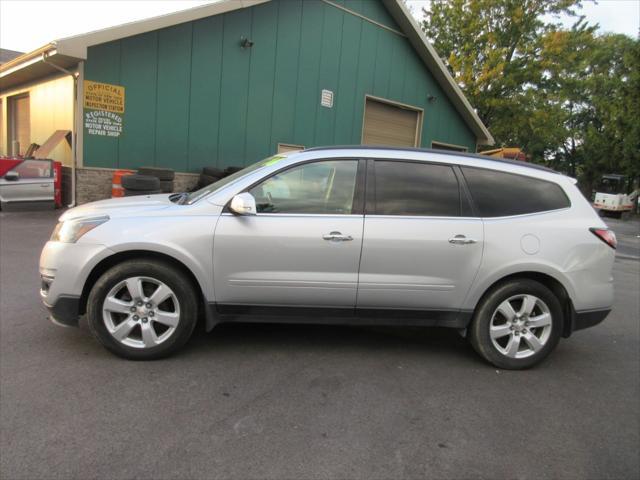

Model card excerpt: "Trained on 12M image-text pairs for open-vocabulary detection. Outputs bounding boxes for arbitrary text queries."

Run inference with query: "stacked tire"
[198,167,223,189]
[138,167,175,193]
[197,165,243,189]
[122,174,161,196]
[122,167,175,197]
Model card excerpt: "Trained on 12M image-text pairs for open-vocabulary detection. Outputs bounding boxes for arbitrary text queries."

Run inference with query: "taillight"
[590,228,617,249]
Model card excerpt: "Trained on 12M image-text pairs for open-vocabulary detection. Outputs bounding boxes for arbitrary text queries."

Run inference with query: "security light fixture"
[240,36,254,49]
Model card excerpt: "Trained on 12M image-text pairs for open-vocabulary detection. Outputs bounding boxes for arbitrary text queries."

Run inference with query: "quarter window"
[373,161,460,216]
[461,166,570,217]
[249,160,358,214]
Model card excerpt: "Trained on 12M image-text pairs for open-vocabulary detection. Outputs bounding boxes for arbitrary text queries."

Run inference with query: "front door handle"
[323,231,353,242]
[449,234,477,245]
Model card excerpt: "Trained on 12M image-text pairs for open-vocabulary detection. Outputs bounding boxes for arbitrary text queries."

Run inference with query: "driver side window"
[249,160,358,214]
[12,159,52,179]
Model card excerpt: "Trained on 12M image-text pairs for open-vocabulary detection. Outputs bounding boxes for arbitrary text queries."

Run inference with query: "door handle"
[323,231,353,242]
[449,234,477,245]
[40,184,50,188]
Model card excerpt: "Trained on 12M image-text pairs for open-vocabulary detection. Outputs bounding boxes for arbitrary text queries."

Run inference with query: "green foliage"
[574,34,640,190]
[421,0,640,190]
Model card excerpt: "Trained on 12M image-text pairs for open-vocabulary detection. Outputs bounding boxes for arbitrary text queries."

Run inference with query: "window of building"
[373,161,460,216]
[431,141,468,152]
[277,143,305,154]
[362,97,422,147]
[8,94,30,156]
[461,166,571,217]
[249,160,358,214]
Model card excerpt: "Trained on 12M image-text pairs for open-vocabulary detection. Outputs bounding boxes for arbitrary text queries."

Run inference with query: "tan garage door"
[9,94,30,156]
[362,97,421,147]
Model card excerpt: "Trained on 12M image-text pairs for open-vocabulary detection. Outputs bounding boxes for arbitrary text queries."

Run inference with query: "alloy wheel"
[102,276,180,349]
[489,294,553,359]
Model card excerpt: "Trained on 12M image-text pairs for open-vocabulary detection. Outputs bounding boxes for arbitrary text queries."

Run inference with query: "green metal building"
[0,0,493,203]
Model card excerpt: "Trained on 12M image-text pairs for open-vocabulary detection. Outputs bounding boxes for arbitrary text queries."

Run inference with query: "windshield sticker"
[263,155,286,167]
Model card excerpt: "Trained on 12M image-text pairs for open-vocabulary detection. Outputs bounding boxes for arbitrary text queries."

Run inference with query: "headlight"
[50,216,109,243]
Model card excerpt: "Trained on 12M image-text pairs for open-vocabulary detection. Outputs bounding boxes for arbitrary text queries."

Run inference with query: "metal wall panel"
[188,15,224,172]
[245,2,278,163]
[156,23,192,171]
[83,0,478,171]
[84,41,120,167]
[118,32,158,170]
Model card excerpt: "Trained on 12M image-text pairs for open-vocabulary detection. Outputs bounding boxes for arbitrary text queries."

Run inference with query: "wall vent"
[320,89,334,108]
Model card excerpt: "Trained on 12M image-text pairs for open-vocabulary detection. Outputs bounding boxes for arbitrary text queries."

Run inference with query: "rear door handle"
[449,234,477,245]
[323,231,353,242]
[40,184,50,188]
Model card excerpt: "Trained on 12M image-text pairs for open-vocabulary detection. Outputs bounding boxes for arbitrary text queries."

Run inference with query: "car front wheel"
[469,279,563,369]
[87,259,198,360]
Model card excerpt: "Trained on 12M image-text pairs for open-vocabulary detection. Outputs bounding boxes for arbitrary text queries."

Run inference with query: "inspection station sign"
[84,81,125,113]
[84,81,125,137]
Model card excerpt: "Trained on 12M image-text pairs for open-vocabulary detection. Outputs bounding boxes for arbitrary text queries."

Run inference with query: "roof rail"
[304,145,558,174]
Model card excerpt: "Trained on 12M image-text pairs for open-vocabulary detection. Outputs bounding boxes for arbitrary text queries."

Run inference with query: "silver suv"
[39,147,616,369]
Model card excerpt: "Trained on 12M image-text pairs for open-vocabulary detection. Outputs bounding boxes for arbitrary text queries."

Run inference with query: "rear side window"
[373,161,460,216]
[461,166,570,217]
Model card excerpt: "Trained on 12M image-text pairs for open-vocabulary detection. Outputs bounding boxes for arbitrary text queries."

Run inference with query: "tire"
[198,174,221,188]
[202,166,224,178]
[160,180,174,193]
[137,167,175,181]
[123,189,162,196]
[122,174,161,191]
[468,279,563,370]
[87,259,198,360]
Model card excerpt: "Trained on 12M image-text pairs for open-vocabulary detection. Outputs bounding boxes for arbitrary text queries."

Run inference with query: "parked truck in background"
[593,174,639,217]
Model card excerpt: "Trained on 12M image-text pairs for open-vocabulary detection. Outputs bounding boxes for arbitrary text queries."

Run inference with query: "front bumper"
[43,295,81,327]
[39,240,112,327]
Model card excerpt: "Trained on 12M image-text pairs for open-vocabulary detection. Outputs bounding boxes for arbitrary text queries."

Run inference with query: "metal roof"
[0,0,493,144]
[0,48,23,65]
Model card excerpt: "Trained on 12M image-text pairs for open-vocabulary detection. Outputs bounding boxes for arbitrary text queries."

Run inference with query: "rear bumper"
[43,295,81,327]
[569,308,611,335]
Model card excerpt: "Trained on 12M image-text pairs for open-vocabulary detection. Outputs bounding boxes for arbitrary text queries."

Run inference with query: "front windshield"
[598,176,625,195]
[186,155,287,204]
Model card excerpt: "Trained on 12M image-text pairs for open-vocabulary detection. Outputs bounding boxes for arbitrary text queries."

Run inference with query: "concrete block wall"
[173,172,200,194]
[76,168,112,204]
[75,167,200,205]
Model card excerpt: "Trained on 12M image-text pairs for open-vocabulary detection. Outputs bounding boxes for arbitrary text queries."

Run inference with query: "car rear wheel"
[87,259,197,360]
[469,279,563,369]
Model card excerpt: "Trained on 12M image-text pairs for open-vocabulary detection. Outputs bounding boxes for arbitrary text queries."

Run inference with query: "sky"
[0,0,638,54]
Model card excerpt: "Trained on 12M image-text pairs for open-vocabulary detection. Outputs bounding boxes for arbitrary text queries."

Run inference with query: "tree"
[421,0,586,157]
[575,34,640,191]
[421,0,640,194]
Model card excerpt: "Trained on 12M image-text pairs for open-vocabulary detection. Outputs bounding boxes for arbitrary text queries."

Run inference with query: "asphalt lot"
[1,209,638,480]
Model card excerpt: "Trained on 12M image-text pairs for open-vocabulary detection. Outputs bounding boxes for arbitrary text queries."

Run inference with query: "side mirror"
[229,192,257,215]
[4,171,19,181]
